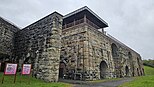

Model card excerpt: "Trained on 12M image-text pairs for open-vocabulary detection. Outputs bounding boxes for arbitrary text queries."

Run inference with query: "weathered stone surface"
[0,7,144,82]
[0,17,20,62]
[14,12,63,82]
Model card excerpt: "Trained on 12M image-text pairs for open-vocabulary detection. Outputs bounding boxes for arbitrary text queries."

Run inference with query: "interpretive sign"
[2,63,18,84]
[4,63,17,75]
[22,64,31,75]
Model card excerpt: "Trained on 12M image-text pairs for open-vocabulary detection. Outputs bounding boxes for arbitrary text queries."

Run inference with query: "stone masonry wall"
[61,23,87,80]
[15,12,62,82]
[0,17,19,61]
[61,22,115,80]
[0,7,144,82]
[86,25,115,80]
[61,21,144,80]
[107,35,144,77]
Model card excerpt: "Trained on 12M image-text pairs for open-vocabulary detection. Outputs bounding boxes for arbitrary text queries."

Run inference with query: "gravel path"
[59,78,133,87]
[74,78,133,87]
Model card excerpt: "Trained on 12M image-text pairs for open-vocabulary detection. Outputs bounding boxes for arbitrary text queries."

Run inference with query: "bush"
[143,59,154,68]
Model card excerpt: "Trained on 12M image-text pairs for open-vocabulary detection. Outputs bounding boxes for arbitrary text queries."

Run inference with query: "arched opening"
[142,68,144,75]
[100,61,108,79]
[125,66,129,77]
[132,66,135,77]
[111,43,118,58]
[137,68,140,76]
[59,62,66,78]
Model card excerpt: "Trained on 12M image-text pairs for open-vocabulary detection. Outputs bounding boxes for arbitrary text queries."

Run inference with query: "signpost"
[21,64,32,84]
[2,63,18,84]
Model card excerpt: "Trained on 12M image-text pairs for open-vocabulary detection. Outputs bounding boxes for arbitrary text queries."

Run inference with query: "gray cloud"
[0,0,153,60]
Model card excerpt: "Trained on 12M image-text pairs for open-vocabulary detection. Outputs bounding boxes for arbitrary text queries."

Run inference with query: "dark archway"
[137,68,140,76]
[111,43,118,58]
[59,62,66,78]
[125,66,129,77]
[142,68,145,75]
[100,61,108,79]
[132,66,135,77]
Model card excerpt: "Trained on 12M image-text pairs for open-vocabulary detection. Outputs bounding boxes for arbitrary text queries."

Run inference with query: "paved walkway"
[59,78,133,87]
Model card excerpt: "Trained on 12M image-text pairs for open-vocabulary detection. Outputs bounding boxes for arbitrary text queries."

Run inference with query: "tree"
[143,59,154,68]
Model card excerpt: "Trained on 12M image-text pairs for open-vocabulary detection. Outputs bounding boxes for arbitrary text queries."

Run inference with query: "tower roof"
[63,6,108,28]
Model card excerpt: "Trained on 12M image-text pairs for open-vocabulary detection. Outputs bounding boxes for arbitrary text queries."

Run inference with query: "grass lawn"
[0,72,72,87]
[144,65,154,75]
[119,66,154,87]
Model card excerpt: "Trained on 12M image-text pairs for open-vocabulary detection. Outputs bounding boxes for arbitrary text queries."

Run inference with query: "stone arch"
[59,61,66,78]
[111,43,118,58]
[125,66,129,77]
[100,60,108,79]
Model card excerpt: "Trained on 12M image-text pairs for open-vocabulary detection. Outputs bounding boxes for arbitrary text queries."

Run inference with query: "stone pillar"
[43,14,62,82]
[34,12,63,82]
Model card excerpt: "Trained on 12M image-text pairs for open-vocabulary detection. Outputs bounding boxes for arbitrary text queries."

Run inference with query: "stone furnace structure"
[0,6,144,82]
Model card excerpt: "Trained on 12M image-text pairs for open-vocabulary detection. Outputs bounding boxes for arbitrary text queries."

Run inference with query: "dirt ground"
[59,77,133,87]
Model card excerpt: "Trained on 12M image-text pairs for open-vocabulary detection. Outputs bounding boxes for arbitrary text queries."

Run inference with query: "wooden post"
[1,73,4,84]
[2,63,18,84]
[21,64,32,84]
[28,70,31,84]
[20,73,22,83]
[74,19,75,26]
[14,73,17,83]
[14,64,18,83]
[1,63,6,84]
[83,37,85,80]
[84,14,86,24]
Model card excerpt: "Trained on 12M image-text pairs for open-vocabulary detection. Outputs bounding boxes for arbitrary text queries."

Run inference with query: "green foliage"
[119,66,154,87]
[0,73,72,87]
[143,59,154,68]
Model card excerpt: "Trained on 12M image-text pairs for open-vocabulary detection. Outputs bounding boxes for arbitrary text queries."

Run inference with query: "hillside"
[144,65,154,75]
[119,66,154,87]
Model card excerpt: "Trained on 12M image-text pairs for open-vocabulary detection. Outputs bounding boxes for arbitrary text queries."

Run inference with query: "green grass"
[119,66,154,87]
[0,73,72,87]
[144,65,154,75]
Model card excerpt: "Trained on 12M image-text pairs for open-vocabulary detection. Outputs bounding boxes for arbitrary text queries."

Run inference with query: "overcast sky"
[0,0,154,60]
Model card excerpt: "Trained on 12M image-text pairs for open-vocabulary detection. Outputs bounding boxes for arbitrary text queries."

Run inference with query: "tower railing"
[62,18,100,29]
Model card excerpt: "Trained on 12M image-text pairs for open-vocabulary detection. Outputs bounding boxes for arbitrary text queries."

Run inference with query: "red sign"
[4,63,17,75]
[22,64,31,75]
